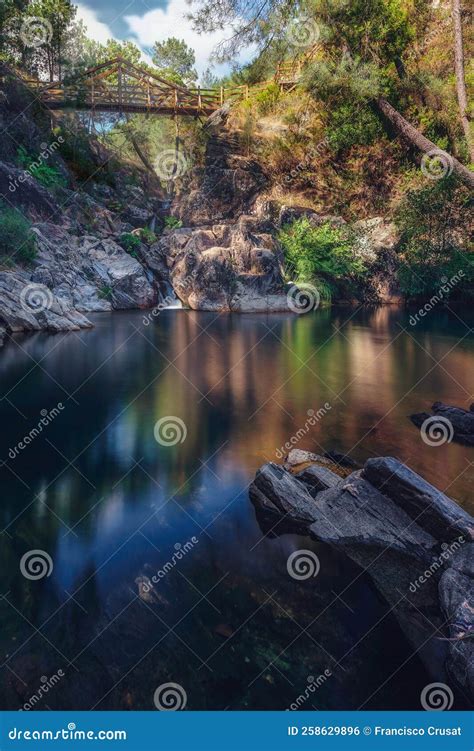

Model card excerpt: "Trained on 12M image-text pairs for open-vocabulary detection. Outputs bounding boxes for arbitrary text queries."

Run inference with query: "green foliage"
[327,103,384,151]
[138,227,157,245]
[16,146,66,189]
[253,82,280,114]
[395,176,473,298]
[164,216,183,230]
[98,284,113,300]
[0,204,37,263]
[152,38,197,86]
[119,233,141,256]
[279,218,366,301]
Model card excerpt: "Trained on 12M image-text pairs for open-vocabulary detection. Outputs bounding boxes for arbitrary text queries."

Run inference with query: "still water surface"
[0,307,472,710]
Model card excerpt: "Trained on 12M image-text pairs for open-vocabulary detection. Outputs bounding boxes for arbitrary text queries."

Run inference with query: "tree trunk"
[375,97,474,188]
[130,135,158,176]
[452,0,472,161]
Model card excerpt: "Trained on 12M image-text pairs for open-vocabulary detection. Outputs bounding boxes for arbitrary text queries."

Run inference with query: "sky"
[75,0,255,79]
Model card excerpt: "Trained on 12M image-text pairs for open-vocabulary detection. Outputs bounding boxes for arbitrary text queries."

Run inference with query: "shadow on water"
[0,306,472,709]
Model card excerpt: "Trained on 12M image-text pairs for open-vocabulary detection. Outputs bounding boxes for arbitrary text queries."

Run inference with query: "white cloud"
[75,3,114,44]
[124,0,254,78]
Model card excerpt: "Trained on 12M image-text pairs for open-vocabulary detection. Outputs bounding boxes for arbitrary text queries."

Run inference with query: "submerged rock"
[249,452,474,704]
[411,402,474,446]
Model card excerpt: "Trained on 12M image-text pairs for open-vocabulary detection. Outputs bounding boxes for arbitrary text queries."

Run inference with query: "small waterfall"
[159,280,183,309]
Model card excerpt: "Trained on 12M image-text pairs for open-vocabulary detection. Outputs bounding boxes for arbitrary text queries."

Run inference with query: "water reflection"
[0,306,472,710]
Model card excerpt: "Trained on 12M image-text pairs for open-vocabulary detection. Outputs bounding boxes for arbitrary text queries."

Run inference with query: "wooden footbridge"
[4,49,318,117]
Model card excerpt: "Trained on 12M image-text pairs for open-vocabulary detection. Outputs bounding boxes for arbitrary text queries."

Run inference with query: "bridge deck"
[2,52,317,117]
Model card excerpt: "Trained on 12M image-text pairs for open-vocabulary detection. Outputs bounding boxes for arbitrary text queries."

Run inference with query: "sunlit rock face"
[153,216,290,312]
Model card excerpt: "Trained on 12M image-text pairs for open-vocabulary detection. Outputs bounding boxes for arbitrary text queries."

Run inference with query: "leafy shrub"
[395,176,474,299]
[0,204,37,264]
[138,227,157,245]
[164,216,183,230]
[327,103,383,151]
[99,285,113,300]
[119,233,141,256]
[279,218,366,301]
[17,146,67,190]
[253,82,280,115]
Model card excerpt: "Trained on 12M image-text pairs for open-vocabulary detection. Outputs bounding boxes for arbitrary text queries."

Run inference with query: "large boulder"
[32,223,157,312]
[0,271,92,334]
[0,160,59,220]
[439,545,474,699]
[173,132,267,227]
[411,402,474,447]
[362,457,474,541]
[250,453,474,703]
[159,216,289,312]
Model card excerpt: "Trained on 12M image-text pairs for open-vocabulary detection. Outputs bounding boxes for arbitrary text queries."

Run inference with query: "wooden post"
[118,61,123,110]
[198,85,202,111]
[245,84,249,99]
[174,88,178,112]
[220,86,224,106]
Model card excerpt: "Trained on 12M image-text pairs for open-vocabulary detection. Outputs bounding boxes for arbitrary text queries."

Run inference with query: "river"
[0,306,472,710]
